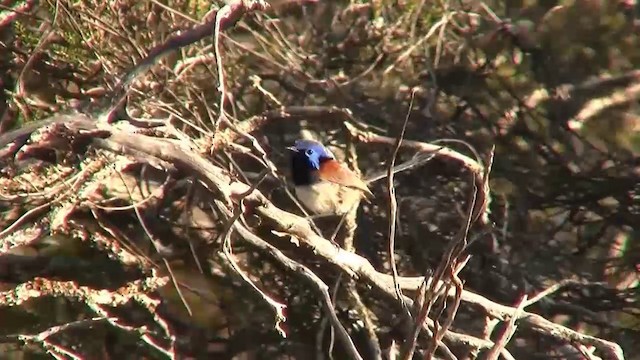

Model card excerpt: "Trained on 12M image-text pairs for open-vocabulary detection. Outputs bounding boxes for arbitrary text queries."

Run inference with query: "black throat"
[290,153,325,186]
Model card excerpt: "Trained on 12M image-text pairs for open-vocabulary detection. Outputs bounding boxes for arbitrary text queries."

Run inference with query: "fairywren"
[287,139,373,215]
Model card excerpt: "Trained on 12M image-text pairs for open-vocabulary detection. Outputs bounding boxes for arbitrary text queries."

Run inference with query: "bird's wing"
[319,160,374,197]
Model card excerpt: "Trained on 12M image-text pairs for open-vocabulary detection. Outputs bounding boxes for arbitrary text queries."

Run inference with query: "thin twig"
[213,3,232,130]
[233,224,363,360]
[403,164,479,360]
[216,171,287,337]
[484,295,528,360]
[387,89,417,312]
[524,279,581,308]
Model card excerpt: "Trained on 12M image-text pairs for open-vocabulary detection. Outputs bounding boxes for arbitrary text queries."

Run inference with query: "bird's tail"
[364,148,442,184]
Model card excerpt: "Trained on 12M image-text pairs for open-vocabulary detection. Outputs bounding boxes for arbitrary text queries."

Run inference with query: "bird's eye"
[305,149,314,156]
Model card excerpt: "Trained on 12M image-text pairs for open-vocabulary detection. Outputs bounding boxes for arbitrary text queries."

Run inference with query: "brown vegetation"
[1,0,639,359]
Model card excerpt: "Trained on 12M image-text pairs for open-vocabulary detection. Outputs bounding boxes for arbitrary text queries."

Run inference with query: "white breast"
[294,182,362,215]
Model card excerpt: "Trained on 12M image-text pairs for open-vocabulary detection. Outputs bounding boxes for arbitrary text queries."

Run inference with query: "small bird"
[287,139,373,215]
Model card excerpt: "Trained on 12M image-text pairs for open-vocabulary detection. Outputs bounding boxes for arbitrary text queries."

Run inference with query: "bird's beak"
[286,146,298,152]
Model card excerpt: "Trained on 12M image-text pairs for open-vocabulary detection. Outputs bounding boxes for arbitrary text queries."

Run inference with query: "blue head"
[288,139,335,186]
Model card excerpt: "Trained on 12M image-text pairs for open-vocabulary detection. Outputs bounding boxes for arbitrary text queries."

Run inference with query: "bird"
[287,139,373,215]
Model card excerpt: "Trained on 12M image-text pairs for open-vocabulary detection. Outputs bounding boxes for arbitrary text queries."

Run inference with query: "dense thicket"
[0,1,638,359]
